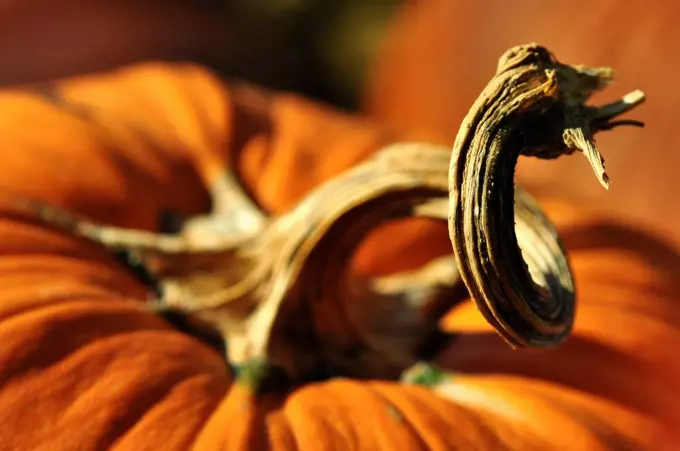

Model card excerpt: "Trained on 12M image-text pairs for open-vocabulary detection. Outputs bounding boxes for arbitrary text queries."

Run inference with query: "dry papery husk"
[5,44,645,392]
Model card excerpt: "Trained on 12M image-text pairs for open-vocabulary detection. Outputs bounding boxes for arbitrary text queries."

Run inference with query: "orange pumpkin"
[0,61,677,450]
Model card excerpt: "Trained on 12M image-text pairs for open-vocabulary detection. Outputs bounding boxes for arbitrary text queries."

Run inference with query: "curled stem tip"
[449,43,645,347]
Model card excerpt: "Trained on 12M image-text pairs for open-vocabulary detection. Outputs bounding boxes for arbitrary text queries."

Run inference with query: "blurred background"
[1,0,678,247]
[0,0,399,108]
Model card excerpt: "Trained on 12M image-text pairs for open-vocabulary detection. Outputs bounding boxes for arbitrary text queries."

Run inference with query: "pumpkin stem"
[448,43,645,349]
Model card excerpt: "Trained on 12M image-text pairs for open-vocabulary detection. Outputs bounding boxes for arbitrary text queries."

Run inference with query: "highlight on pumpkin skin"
[0,44,645,395]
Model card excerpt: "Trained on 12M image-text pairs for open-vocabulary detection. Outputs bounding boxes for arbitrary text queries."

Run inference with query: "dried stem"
[3,44,645,389]
[448,44,644,348]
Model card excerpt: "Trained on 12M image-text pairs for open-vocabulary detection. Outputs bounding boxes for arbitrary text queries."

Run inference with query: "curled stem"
[448,43,645,347]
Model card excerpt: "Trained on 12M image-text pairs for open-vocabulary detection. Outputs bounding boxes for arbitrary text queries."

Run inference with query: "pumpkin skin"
[0,63,677,450]
[365,0,680,248]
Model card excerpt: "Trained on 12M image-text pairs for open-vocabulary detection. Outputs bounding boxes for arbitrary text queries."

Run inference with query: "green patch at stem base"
[401,361,448,388]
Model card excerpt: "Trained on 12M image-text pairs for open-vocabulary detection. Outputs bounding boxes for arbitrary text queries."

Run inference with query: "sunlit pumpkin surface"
[0,62,678,450]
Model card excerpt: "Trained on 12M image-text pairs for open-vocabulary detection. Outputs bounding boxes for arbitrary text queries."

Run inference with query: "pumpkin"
[0,53,677,451]
[365,0,680,247]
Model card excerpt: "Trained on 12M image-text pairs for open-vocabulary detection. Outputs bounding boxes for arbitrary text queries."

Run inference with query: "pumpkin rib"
[56,354,213,450]
[0,248,148,306]
[430,375,655,450]
[109,373,227,451]
[112,74,217,186]
[0,285,139,323]
[62,63,267,234]
[490,376,661,449]
[0,68,216,229]
[515,387,653,450]
[0,302,174,379]
[192,384,281,451]
[285,384,361,450]
[60,62,234,192]
[258,402,299,451]
[65,330,226,400]
[0,128,154,229]
[81,116,213,224]
[283,379,426,450]
[176,67,233,164]
[370,382,510,451]
[0,328,228,450]
[282,383,362,451]
[0,253,151,311]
